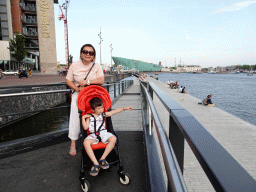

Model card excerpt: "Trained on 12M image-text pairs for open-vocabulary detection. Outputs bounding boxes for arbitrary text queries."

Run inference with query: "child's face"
[93,104,104,115]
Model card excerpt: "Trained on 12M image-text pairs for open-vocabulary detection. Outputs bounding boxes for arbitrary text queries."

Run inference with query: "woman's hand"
[78,86,84,92]
[78,80,88,87]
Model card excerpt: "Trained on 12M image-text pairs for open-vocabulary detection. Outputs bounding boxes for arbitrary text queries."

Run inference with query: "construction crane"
[58,0,70,67]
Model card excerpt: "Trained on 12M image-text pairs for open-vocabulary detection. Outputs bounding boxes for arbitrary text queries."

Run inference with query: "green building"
[112,57,162,72]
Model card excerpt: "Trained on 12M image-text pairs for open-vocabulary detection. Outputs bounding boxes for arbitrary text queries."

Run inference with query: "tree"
[68,54,73,67]
[8,33,27,64]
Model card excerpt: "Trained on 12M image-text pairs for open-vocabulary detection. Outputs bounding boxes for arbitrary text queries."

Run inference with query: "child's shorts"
[85,130,114,144]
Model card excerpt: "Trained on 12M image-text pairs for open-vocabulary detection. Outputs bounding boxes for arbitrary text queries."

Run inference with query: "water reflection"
[0,103,69,143]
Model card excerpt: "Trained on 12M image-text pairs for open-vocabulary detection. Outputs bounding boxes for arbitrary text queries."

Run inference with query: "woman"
[66,44,104,156]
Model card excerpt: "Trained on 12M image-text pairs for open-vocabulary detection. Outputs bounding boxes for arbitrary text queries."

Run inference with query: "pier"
[144,76,256,191]
[1,76,256,191]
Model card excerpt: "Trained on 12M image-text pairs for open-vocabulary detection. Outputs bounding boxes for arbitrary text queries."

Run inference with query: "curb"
[0,129,69,159]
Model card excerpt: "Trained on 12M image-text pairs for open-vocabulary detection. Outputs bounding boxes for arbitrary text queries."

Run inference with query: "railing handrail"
[0,80,133,95]
[0,80,134,118]
[146,81,256,192]
[141,83,188,192]
[0,89,70,98]
[0,80,133,90]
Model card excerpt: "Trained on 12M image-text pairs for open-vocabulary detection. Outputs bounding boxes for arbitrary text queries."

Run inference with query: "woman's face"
[81,46,95,63]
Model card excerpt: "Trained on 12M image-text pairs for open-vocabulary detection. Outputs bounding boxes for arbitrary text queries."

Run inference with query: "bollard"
[106,82,109,93]
[114,83,116,98]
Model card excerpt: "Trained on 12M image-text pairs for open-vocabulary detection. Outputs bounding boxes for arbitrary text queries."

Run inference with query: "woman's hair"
[89,97,104,110]
[80,44,96,62]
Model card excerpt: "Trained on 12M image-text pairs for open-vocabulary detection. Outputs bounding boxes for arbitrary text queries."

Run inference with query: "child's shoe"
[99,159,109,169]
[90,165,100,176]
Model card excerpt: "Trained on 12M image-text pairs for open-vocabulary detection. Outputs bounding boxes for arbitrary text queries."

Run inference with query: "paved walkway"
[0,73,115,87]
[146,76,256,192]
[0,79,148,192]
[0,74,66,87]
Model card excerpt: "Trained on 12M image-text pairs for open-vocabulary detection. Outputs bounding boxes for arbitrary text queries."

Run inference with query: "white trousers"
[68,92,80,140]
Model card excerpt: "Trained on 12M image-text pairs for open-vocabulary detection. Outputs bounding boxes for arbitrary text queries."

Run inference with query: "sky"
[54,0,256,68]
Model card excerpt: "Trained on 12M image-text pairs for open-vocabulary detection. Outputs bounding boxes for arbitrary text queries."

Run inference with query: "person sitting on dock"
[181,87,187,94]
[82,97,133,176]
[178,86,183,92]
[139,74,146,81]
[203,95,216,106]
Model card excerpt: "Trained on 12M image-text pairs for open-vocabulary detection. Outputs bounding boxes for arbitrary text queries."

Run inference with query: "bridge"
[0,75,256,192]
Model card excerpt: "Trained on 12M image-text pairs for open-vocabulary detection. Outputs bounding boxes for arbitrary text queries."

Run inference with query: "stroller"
[77,85,131,192]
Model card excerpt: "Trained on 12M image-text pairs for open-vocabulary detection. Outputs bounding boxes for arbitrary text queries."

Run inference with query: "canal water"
[0,77,136,143]
[149,72,256,126]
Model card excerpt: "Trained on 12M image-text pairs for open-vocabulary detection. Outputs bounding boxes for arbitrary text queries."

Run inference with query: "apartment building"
[0,0,58,74]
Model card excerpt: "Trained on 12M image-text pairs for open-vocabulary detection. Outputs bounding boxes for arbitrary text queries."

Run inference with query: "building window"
[0,17,2,40]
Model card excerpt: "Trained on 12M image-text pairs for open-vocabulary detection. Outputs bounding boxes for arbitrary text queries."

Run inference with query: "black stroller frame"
[78,108,130,191]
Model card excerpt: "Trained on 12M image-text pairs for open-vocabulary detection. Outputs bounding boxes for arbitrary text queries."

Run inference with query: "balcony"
[21,17,37,26]
[22,30,38,38]
[24,43,39,50]
[20,3,36,13]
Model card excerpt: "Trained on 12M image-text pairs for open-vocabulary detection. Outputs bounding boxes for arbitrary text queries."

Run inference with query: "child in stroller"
[82,97,132,176]
[78,85,132,191]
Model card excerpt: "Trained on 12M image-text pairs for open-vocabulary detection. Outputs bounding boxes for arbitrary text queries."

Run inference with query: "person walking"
[66,44,104,156]
[28,68,32,76]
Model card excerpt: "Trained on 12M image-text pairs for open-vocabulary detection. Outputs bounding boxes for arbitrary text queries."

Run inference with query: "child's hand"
[82,114,91,119]
[124,106,133,111]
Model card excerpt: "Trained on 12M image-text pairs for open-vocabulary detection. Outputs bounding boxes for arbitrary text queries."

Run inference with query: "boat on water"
[208,71,217,74]
[247,72,253,76]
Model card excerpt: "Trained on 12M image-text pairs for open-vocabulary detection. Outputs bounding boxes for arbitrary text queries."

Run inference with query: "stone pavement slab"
[111,80,143,132]
[0,131,148,192]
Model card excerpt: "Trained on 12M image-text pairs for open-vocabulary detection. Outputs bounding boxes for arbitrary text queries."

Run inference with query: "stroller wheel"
[81,179,90,192]
[119,172,131,185]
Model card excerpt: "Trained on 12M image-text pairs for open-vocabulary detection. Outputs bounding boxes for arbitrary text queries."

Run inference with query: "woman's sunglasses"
[81,50,95,56]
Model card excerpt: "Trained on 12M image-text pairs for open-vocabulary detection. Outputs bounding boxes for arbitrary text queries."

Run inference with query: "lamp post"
[98,27,103,65]
[110,41,113,67]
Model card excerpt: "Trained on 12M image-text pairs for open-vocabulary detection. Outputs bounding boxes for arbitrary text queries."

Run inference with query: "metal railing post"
[119,82,121,95]
[114,83,116,98]
[169,112,185,174]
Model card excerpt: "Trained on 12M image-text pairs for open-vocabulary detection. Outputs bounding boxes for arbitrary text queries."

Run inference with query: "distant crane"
[58,0,70,67]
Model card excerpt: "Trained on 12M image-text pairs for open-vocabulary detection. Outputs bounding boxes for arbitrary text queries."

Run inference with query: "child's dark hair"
[89,97,104,110]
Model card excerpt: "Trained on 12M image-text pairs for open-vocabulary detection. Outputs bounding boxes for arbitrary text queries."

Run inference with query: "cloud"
[211,0,256,14]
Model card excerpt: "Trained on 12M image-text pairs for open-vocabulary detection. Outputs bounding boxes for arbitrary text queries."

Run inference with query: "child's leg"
[100,135,117,161]
[83,139,99,165]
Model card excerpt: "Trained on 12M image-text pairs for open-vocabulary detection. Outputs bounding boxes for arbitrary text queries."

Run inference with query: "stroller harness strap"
[88,113,106,142]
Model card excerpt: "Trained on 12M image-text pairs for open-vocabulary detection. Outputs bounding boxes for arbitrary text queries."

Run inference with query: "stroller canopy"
[77,85,112,116]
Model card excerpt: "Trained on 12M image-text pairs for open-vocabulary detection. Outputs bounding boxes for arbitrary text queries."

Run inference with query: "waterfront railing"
[141,82,187,192]
[141,81,256,192]
[0,80,133,124]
